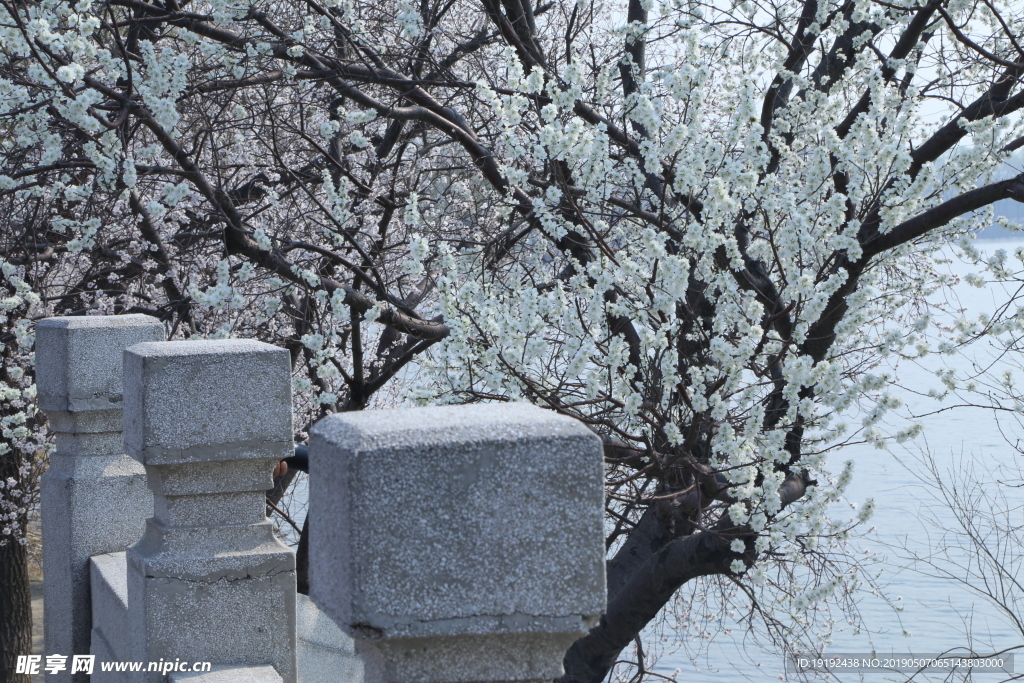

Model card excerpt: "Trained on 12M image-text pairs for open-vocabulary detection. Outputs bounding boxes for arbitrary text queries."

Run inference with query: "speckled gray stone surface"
[37,315,164,683]
[91,624,128,683]
[297,593,356,655]
[308,402,606,682]
[37,314,166,416]
[90,552,130,662]
[127,568,296,682]
[122,340,296,682]
[169,665,284,682]
[377,632,578,682]
[128,519,294,581]
[122,340,293,465]
[296,594,365,683]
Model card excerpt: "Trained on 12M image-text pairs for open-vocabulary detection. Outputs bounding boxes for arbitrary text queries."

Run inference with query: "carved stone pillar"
[36,315,164,682]
[122,340,296,682]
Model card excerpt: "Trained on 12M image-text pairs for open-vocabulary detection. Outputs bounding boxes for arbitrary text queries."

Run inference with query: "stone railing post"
[122,339,297,682]
[308,402,607,683]
[36,315,165,682]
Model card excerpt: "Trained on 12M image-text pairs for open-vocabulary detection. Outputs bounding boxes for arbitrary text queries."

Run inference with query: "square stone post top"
[36,314,165,430]
[123,339,294,465]
[309,402,607,683]
[122,339,297,683]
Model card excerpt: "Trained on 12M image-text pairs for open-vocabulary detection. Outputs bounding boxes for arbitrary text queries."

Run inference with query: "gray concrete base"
[372,632,579,682]
[296,594,364,683]
[90,627,128,683]
[125,553,296,683]
[41,450,151,676]
[90,552,131,663]
[169,665,284,682]
[93,547,371,683]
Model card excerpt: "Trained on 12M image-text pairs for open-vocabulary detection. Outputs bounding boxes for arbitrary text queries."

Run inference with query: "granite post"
[122,340,297,682]
[308,402,607,683]
[36,314,165,683]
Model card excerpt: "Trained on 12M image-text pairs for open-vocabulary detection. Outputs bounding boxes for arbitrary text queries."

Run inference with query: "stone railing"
[36,314,606,682]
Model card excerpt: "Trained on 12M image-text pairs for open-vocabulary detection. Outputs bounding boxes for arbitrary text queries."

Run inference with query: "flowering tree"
[0,272,46,682]
[2,0,1024,676]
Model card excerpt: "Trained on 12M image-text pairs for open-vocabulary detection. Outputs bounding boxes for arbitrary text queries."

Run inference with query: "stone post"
[122,339,297,682]
[308,402,607,683]
[36,314,165,682]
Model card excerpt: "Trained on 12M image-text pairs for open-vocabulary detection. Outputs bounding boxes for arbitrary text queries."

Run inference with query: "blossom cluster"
[0,260,48,546]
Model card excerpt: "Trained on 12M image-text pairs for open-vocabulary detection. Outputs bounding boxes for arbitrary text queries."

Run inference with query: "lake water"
[649,238,1024,681]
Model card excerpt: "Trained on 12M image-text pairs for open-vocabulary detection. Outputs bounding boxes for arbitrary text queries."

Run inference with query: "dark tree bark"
[296,517,310,596]
[0,454,32,683]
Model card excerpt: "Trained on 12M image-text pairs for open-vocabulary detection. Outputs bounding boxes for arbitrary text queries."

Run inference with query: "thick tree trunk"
[604,506,673,600]
[0,442,33,683]
[0,533,32,683]
[559,529,732,683]
[560,473,809,682]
